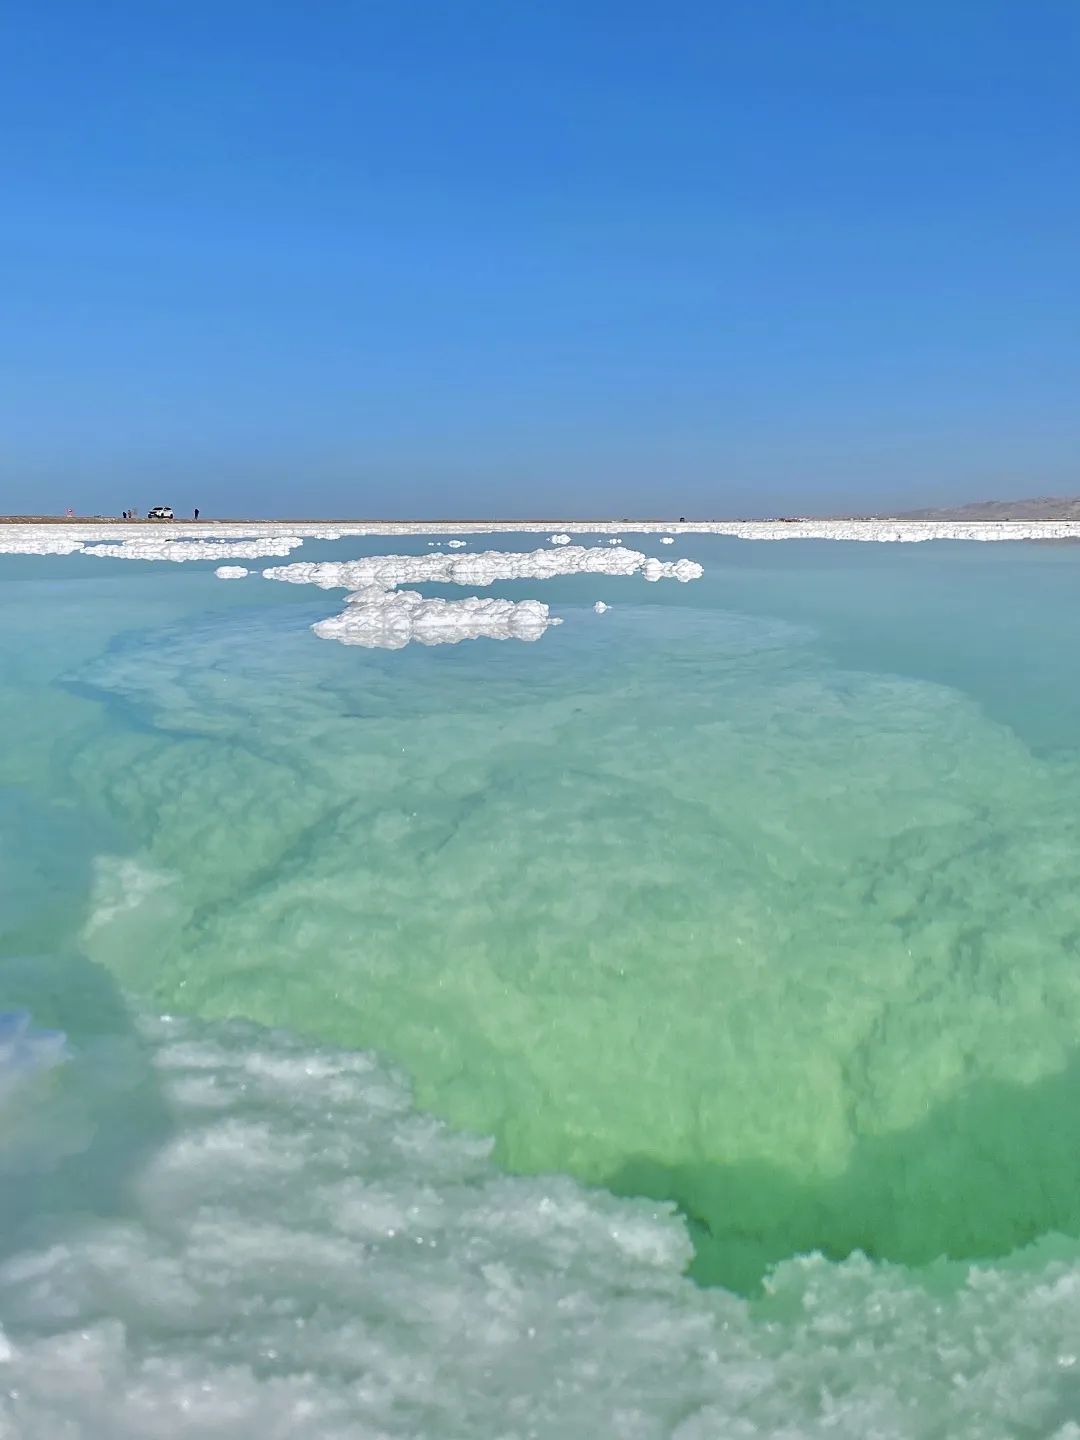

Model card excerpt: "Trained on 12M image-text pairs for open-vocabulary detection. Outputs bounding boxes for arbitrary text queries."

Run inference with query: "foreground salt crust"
[263,545,703,649]
[3,1008,1079,1440]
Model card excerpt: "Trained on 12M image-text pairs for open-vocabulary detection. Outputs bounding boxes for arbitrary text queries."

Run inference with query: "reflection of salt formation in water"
[263,546,703,649]
[0,1011,66,1104]
[83,537,305,561]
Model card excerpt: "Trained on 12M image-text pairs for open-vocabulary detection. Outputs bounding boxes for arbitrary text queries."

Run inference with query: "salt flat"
[5,515,1080,554]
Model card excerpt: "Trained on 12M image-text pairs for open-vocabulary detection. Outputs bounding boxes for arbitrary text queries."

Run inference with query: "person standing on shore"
[194,507,200,520]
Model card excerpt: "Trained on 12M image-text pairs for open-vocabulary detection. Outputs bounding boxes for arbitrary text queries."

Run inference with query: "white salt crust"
[263,546,703,650]
[3,1010,1080,1440]
[6,517,1080,556]
[263,546,702,591]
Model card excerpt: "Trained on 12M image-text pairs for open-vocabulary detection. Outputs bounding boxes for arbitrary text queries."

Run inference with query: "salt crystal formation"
[265,546,703,650]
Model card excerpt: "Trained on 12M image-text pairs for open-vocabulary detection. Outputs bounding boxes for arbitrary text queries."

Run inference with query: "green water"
[7,536,1080,1297]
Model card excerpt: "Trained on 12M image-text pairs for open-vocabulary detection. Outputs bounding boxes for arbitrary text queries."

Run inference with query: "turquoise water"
[6,535,1080,1436]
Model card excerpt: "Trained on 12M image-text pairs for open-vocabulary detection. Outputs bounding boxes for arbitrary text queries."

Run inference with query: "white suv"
[146,506,175,520]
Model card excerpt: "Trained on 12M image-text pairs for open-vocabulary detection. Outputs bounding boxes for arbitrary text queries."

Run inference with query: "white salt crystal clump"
[264,546,700,592]
[83,537,304,562]
[642,557,703,582]
[263,546,701,649]
[661,536,675,544]
[215,566,250,580]
[0,534,87,555]
[313,590,558,649]
[549,533,572,545]
[594,601,609,613]
[11,516,1080,556]
[447,539,467,548]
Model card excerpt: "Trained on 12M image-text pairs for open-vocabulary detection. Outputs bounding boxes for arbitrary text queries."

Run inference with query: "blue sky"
[3,1,1079,518]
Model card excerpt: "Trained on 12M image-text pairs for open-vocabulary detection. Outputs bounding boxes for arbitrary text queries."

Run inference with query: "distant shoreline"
[7,516,1080,546]
[6,494,1080,526]
[5,513,1080,527]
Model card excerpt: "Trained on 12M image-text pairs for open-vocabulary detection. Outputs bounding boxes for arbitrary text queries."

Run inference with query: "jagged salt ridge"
[263,546,703,650]
[263,545,702,590]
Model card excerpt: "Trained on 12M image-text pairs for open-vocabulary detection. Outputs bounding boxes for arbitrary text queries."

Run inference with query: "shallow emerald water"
[7,536,1080,1315]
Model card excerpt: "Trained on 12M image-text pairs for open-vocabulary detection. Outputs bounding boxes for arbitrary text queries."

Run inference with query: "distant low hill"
[897,496,1080,521]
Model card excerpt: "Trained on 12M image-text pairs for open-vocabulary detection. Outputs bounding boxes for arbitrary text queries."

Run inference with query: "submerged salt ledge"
[264,545,703,649]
